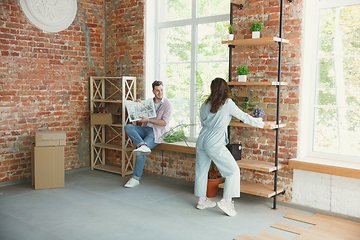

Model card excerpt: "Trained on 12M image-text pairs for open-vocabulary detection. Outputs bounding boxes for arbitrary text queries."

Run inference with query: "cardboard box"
[91,113,118,125]
[35,131,66,147]
[32,145,65,190]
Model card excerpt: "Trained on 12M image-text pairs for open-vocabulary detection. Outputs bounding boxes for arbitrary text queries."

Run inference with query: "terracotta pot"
[206,178,222,198]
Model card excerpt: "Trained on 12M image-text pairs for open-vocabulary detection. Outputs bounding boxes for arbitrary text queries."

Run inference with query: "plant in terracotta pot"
[207,161,222,198]
[250,21,264,39]
[236,65,249,82]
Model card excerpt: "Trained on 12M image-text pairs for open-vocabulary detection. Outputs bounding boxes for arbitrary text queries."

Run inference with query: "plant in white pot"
[225,24,234,40]
[250,21,264,39]
[236,65,249,82]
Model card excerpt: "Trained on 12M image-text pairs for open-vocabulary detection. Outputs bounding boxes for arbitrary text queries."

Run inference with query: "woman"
[195,77,273,217]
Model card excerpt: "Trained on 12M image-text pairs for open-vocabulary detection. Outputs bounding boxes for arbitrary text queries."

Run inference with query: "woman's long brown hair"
[205,78,230,113]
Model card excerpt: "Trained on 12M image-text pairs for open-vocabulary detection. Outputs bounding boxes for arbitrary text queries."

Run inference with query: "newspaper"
[125,99,156,122]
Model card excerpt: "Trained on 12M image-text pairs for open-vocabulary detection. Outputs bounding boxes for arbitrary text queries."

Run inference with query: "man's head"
[152,80,163,101]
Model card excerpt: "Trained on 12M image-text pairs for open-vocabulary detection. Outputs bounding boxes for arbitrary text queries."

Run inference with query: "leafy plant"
[236,65,249,75]
[252,107,265,118]
[161,124,195,154]
[231,90,259,112]
[250,21,264,32]
[224,23,234,34]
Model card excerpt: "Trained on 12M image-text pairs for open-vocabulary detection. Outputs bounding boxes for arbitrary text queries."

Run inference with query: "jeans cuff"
[136,142,148,148]
[132,175,140,181]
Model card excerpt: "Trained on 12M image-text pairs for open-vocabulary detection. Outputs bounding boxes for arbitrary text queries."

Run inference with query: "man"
[124,80,173,188]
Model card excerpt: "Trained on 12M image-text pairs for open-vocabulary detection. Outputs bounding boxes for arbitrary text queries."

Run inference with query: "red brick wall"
[228,0,303,201]
[0,0,105,183]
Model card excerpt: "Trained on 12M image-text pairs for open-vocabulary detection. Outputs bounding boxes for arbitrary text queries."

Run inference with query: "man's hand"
[135,98,142,103]
[138,117,149,123]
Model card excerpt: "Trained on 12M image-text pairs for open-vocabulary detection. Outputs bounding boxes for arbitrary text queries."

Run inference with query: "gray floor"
[0,168,333,240]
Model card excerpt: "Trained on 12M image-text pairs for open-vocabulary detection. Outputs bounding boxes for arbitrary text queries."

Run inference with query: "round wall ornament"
[19,0,77,33]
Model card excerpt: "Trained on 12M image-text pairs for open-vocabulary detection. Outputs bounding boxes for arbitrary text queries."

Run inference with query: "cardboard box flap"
[35,131,66,147]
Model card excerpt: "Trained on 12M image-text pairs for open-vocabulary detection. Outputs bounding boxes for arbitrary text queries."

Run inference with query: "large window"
[146,0,230,141]
[302,0,360,162]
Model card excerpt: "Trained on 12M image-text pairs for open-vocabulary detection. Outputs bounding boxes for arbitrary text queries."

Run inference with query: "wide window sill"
[289,157,360,180]
[153,141,196,155]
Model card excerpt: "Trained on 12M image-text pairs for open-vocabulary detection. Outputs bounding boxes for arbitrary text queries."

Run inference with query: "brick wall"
[228,0,303,201]
[0,0,105,182]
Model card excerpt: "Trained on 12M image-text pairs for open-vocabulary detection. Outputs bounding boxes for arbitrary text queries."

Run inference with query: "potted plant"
[250,21,264,39]
[231,90,259,113]
[225,24,234,40]
[236,65,249,82]
[207,161,222,198]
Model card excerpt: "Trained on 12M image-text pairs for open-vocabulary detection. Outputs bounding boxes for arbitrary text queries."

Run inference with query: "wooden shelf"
[93,164,133,175]
[229,120,285,129]
[93,143,132,151]
[92,99,122,103]
[154,141,196,155]
[237,159,283,172]
[227,82,288,86]
[218,181,284,198]
[222,37,289,47]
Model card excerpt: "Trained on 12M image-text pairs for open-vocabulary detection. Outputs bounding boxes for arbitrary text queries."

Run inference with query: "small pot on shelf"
[237,75,247,82]
[252,31,260,39]
[227,34,234,41]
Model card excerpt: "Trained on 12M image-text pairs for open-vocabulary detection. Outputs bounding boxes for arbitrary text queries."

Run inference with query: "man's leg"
[124,124,151,156]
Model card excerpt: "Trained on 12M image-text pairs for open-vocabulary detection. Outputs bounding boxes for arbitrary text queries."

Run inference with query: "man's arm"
[138,117,166,126]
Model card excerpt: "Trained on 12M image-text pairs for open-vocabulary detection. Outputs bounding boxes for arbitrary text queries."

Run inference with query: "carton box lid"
[35,131,66,146]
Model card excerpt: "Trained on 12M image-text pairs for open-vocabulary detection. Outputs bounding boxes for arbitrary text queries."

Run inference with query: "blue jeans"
[124,124,158,180]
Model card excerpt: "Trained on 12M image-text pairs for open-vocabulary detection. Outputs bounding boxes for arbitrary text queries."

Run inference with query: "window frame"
[145,0,229,142]
[300,0,360,163]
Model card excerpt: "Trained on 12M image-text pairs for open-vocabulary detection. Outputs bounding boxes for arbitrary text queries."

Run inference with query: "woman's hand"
[264,121,277,129]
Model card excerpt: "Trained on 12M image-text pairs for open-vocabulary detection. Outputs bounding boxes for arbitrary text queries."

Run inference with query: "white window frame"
[300,0,360,162]
[145,0,229,142]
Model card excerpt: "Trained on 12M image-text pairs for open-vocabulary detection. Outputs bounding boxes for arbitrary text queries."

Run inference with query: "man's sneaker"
[124,178,140,188]
[196,199,216,210]
[133,145,151,156]
[217,198,237,217]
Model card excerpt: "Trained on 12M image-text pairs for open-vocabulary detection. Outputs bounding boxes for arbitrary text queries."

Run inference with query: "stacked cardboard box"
[31,131,66,190]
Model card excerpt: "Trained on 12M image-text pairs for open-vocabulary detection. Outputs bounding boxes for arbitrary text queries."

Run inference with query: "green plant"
[208,161,221,179]
[231,90,259,112]
[161,124,195,154]
[250,21,264,32]
[236,65,249,75]
[228,24,234,34]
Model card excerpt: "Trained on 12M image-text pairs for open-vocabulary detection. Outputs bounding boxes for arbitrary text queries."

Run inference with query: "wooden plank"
[256,232,290,240]
[93,165,133,175]
[237,159,279,172]
[154,142,196,155]
[93,143,132,151]
[227,82,288,86]
[92,99,122,103]
[284,213,317,225]
[219,181,284,198]
[271,222,307,235]
[229,120,286,129]
[234,234,257,240]
[289,158,360,180]
[222,37,289,47]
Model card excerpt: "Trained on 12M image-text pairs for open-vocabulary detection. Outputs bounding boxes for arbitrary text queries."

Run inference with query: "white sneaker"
[124,178,139,188]
[196,199,216,210]
[217,198,237,217]
[133,145,151,156]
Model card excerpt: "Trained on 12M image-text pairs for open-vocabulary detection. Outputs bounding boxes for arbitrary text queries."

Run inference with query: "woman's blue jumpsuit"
[195,99,264,198]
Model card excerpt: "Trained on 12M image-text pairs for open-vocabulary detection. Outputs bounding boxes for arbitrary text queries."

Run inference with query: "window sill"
[289,157,360,180]
[153,142,196,155]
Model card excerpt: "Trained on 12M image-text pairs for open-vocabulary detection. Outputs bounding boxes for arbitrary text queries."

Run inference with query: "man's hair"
[152,80,163,90]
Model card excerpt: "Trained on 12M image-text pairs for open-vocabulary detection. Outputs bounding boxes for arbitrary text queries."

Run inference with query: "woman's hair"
[205,77,230,113]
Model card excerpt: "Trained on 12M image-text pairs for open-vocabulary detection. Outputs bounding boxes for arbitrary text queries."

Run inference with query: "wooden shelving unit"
[90,76,136,177]
[222,1,289,208]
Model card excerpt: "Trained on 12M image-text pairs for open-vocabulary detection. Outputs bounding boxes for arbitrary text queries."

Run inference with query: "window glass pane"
[158,0,191,22]
[319,8,335,57]
[160,26,191,63]
[316,58,336,105]
[339,5,360,55]
[160,63,191,128]
[344,57,360,107]
[347,109,360,156]
[313,107,338,153]
[198,0,230,17]
[198,21,229,61]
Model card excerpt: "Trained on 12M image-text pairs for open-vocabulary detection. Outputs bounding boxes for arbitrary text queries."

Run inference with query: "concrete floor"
[0,168,327,240]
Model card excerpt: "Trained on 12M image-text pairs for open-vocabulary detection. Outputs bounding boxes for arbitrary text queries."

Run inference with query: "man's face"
[152,85,163,100]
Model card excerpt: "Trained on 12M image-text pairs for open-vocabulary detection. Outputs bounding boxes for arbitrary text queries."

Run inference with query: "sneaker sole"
[217,202,237,217]
[133,150,151,156]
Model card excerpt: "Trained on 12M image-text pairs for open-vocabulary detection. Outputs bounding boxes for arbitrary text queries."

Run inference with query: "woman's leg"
[194,148,212,197]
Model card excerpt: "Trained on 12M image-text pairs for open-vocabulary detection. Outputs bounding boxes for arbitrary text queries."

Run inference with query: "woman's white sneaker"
[124,178,139,188]
[196,199,216,210]
[217,198,237,217]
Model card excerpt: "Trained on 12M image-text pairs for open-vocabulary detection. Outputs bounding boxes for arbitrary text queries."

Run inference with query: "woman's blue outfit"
[195,99,264,198]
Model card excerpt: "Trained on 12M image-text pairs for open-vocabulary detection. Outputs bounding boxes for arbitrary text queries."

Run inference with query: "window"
[301,0,360,162]
[146,0,230,142]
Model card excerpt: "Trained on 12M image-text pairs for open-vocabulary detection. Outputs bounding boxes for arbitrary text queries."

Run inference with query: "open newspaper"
[125,99,156,122]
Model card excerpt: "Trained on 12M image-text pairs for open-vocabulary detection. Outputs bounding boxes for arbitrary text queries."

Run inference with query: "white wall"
[292,169,360,218]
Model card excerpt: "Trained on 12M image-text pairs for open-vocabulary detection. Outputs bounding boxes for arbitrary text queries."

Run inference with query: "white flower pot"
[227,34,234,41]
[238,75,247,82]
[252,31,260,39]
